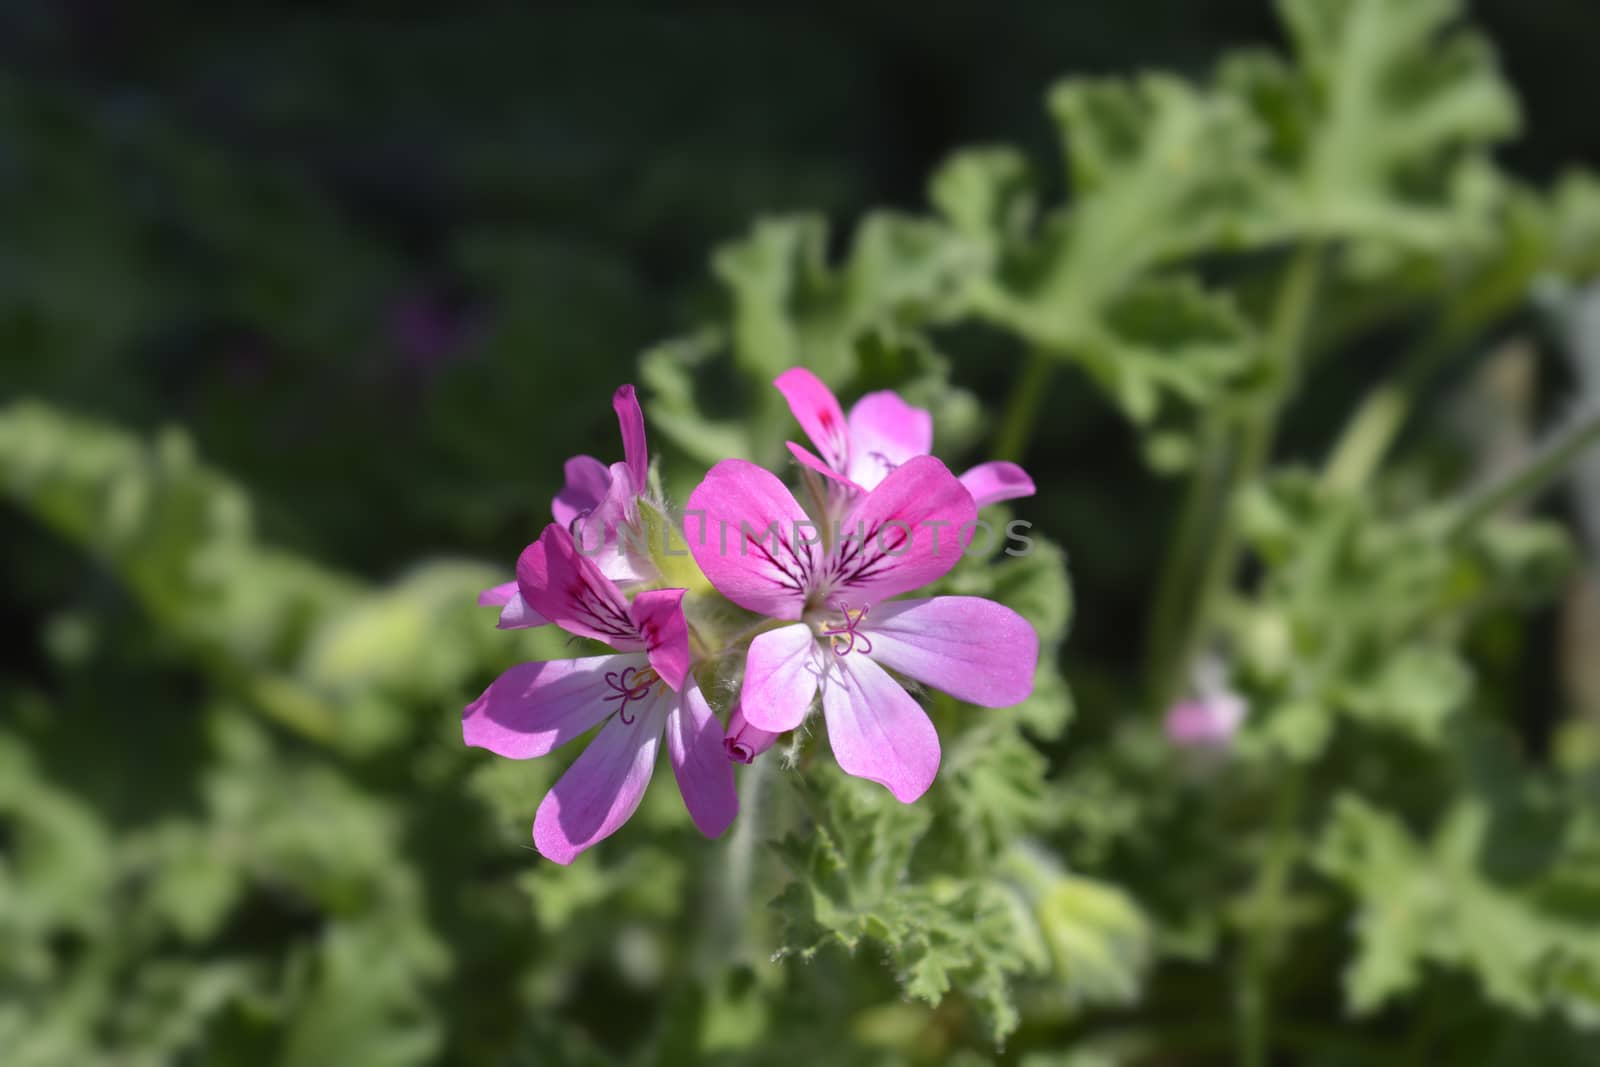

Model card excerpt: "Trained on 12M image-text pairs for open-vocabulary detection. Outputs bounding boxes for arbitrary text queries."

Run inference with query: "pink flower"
[463,524,736,864]
[1164,691,1247,749]
[476,384,653,630]
[723,699,780,764]
[774,367,1036,510]
[684,456,1038,802]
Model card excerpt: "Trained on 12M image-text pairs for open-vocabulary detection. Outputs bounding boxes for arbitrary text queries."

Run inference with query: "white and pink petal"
[959,461,1036,509]
[462,652,645,760]
[819,654,940,803]
[667,678,738,838]
[845,391,933,489]
[532,686,670,864]
[862,596,1038,707]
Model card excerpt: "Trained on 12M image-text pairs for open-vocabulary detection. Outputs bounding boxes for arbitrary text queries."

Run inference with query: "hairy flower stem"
[994,347,1056,463]
[720,751,771,962]
[1449,402,1600,538]
[1153,247,1324,711]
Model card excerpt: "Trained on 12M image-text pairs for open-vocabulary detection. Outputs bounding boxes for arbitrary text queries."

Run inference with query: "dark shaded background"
[2,10,1599,1062]
[4,1,1598,687]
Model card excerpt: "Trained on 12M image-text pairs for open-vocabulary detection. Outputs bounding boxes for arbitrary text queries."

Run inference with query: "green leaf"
[1317,798,1600,1022]
[1224,0,1519,256]
[932,75,1263,424]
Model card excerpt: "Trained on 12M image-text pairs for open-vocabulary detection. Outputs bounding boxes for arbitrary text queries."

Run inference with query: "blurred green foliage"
[6,1,1600,1065]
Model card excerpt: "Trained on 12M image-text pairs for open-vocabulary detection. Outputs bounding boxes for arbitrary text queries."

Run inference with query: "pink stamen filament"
[603,665,658,723]
[819,603,873,656]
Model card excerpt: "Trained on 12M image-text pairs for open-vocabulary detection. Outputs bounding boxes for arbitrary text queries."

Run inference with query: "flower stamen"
[818,603,873,656]
[603,665,659,723]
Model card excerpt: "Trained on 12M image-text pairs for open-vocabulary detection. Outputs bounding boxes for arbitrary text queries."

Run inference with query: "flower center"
[817,602,872,656]
[724,737,755,764]
[603,665,660,724]
[866,450,899,476]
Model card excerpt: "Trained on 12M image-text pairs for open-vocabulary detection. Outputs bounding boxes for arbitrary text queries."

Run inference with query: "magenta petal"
[462,653,641,759]
[683,460,819,620]
[614,384,650,491]
[629,588,690,691]
[864,596,1038,707]
[517,525,643,648]
[479,581,547,627]
[786,440,860,490]
[960,461,1036,509]
[582,462,652,584]
[820,654,940,803]
[845,391,933,490]
[741,623,821,732]
[496,590,548,630]
[667,678,738,838]
[774,367,850,473]
[552,455,614,529]
[532,688,669,864]
[478,581,517,608]
[1165,693,1246,748]
[724,698,781,763]
[823,455,976,606]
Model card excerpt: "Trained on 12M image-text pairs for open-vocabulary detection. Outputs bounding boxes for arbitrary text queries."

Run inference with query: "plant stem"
[1158,247,1324,710]
[1450,403,1600,538]
[719,751,771,963]
[994,348,1055,463]
[1321,383,1408,493]
[1237,769,1304,1067]
[1146,415,1231,705]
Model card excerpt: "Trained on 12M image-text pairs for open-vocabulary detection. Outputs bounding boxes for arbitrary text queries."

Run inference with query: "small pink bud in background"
[724,701,780,764]
[1164,691,1247,749]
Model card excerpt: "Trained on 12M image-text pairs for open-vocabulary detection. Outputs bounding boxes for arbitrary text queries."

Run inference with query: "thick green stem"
[1146,416,1232,707]
[1237,769,1304,1067]
[1159,247,1324,710]
[1450,404,1600,538]
[718,751,772,964]
[994,348,1056,463]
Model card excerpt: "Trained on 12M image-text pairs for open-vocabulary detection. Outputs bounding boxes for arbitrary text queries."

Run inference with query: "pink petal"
[517,524,644,649]
[786,440,861,490]
[774,367,849,473]
[667,678,738,837]
[629,588,690,691]
[614,384,650,492]
[819,653,940,803]
[551,455,613,529]
[475,581,550,629]
[462,652,642,759]
[820,455,975,607]
[579,461,652,585]
[862,596,1038,707]
[532,688,669,864]
[1165,693,1247,748]
[959,461,1036,509]
[724,698,781,763]
[683,460,820,620]
[741,623,822,732]
[845,391,933,490]
[477,581,518,608]
[496,590,548,630]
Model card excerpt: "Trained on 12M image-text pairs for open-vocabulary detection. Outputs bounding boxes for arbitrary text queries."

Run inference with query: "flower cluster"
[463,372,1041,863]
